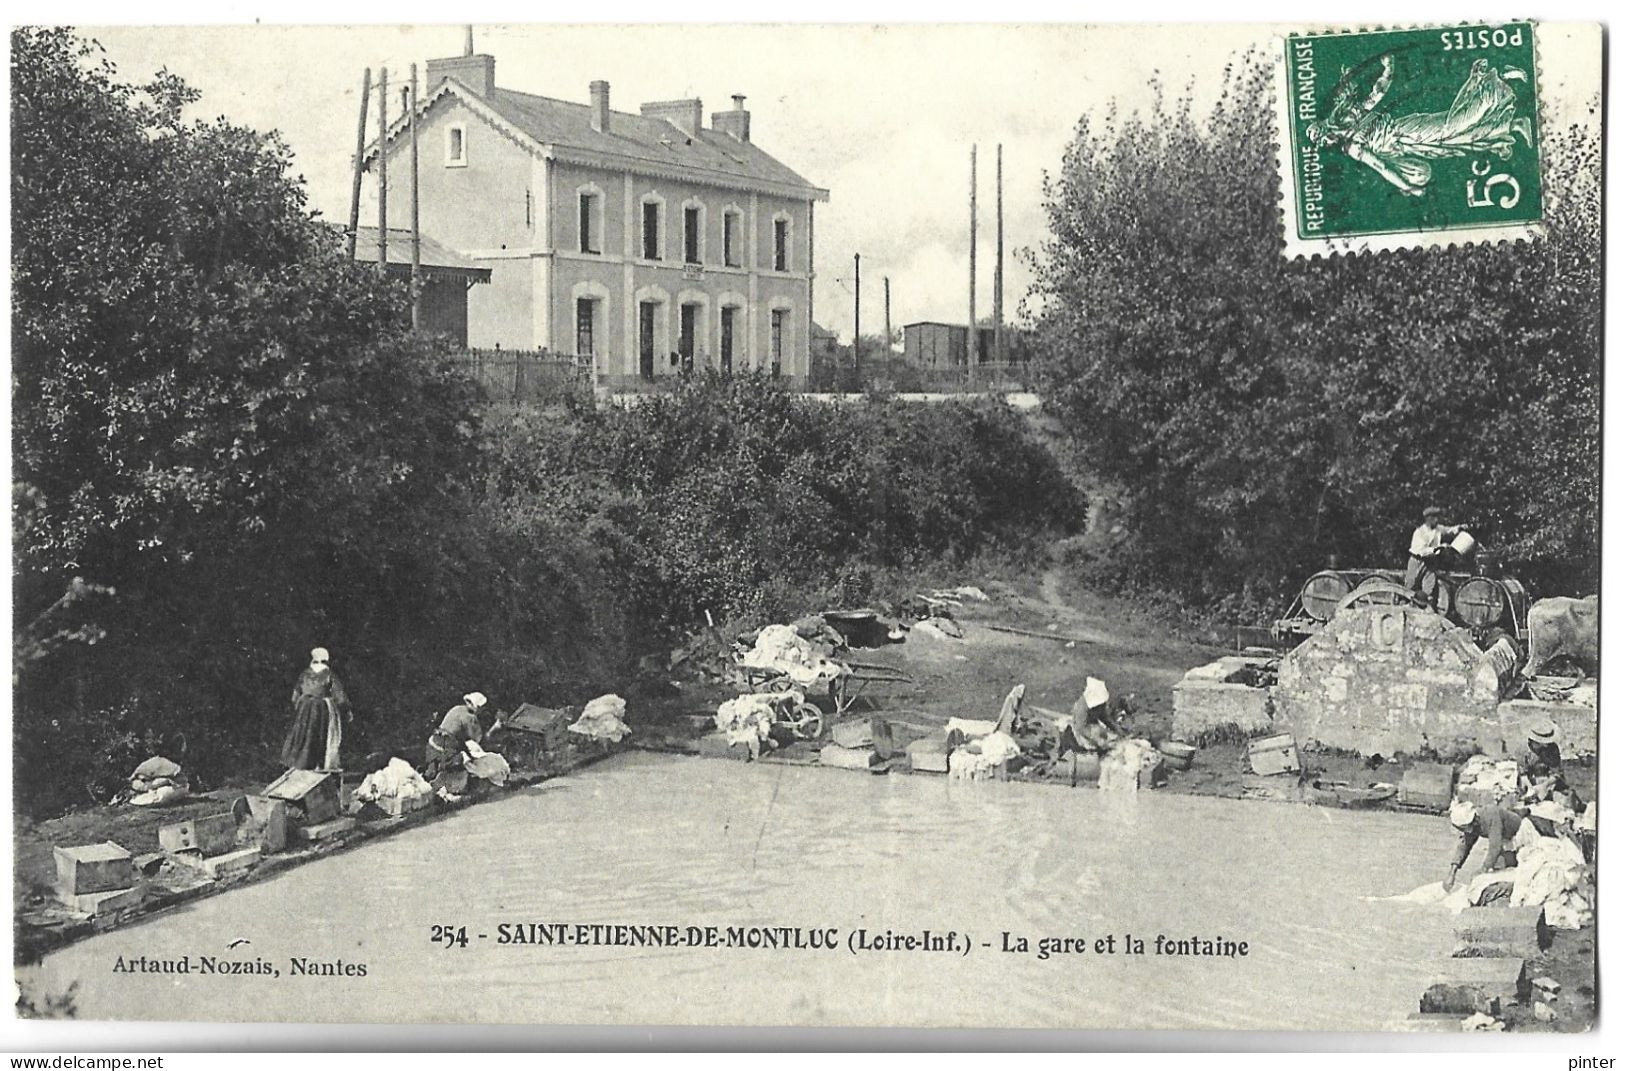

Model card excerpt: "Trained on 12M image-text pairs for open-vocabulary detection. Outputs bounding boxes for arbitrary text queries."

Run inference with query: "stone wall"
[1275,606,1503,757]
[1171,657,1277,741]
[1497,699,1598,760]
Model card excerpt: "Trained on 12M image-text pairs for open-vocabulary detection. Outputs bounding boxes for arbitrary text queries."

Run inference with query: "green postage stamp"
[1277,22,1544,256]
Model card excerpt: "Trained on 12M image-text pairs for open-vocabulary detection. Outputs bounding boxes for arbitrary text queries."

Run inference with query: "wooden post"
[346,68,371,260]
[995,143,1004,367]
[968,144,977,384]
[409,66,421,330]
[376,67,389,272]
[883,276,891,359]
[852,253,861,388]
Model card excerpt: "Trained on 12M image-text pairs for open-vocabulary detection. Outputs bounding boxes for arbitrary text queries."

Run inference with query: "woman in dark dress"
[281,647,351,771]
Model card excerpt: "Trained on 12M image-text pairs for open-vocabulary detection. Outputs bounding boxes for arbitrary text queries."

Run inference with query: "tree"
[1027,54,1601,611]
[11,28,482,809]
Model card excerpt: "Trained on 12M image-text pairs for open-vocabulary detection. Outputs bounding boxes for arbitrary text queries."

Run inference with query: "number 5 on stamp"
[1275,22,1544,257]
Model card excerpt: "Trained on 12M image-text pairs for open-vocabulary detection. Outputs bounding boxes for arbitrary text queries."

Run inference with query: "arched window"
[681,198,708,266]
[445,123,468,167]
[772,212,794,272]
[721,204,744,268]
[770,301,795,377]
[639,192,667,262]
[570,280,613,364]
[575,182,605,255]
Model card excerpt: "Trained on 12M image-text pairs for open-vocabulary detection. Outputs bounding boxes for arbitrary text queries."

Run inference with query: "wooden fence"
[458,349,592,404]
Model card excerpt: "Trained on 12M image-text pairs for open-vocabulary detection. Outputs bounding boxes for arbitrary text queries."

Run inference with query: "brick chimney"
[641,98,703,138]
[426,53,496,98]
[711,94,750,142]
[590,80,611,134]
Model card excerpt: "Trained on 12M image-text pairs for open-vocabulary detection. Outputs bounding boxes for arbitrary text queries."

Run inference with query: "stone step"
[1453,905,1550,958]
[1398,763,1455,811]
[62,885,144,918]
[293,816,359,844]
[1420,956,1528,1014]
[158,813,238,857]
[54,842,135,898]
[819,744,879,771]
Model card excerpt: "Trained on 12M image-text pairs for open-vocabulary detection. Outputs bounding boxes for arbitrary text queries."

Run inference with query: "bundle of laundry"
[128,756,190,806]
[351,758,434,809]
[569,694,631,743]
[1098,738,1162,792]
[736,625,849,689]
[947,730,1021,781]
[1457,755,1520,803]
[715,694,779,749]
[462,740,512,786]
[1511,832,1594,929]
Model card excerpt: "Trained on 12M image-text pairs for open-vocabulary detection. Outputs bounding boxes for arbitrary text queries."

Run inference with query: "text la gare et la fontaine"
[441,923,1251,960]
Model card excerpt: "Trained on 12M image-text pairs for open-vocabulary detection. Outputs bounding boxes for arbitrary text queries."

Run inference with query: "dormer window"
[445,124,467,167]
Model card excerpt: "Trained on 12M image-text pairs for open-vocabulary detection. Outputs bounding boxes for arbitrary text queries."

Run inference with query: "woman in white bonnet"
[1444,797,1527,892]
[424,691,490,787]
[281,646,352,771]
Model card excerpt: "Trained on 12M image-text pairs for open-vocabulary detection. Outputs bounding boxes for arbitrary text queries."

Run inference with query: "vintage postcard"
[8,21,1602,1036]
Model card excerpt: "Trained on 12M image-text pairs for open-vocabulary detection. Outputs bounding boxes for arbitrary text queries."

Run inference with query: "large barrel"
[1300,570,1359,621]
[1455,576,1506,628]
[1453,576,1531,632]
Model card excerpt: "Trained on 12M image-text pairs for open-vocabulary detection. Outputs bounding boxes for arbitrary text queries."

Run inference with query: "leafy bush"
[1028,54,1601,613]
[485,375,1085,635]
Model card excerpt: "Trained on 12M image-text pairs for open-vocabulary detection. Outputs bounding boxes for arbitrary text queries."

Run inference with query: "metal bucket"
[1451,530,1477,555]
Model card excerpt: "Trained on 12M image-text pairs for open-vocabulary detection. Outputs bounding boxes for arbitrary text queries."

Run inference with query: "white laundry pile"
[945,717,997,740]
[947,730,1021,781]
[1365,873,1505,913]
[1457,755,1520,803]
[1098,739,1160,792]
[352,757,434,807]
[715,693,779,749]
[914,617,963,640]
[926,586,989,603]
[1369,827,1592,928]
[569,694,631,743]
[737,625,848,688]
[1511,833,1593,929]
[128,755,189,806]
[463,741,512,786]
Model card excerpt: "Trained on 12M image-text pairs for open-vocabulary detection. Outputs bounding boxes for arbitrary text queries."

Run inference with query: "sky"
[84,22,1600,342]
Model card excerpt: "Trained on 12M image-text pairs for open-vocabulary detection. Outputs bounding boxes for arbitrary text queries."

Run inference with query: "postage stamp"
[1276,22,1544,257]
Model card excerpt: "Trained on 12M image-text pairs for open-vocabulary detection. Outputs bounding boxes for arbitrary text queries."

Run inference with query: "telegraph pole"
[853,252,862,388]
[376,67,389,272]
[347,68,371,259]
[968,144,977,383]
[409,67,422,330]
[994,143,1005,366]
[883,276,892,357]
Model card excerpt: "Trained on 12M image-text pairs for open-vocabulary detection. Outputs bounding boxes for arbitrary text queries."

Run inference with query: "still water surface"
[25,752,1458,1029]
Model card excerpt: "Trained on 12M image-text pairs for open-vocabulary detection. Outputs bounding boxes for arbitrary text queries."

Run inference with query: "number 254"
[1467,160,1521,209]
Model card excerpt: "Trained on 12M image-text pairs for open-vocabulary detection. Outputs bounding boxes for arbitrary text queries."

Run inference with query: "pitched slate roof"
[376,77,827,200]
[334,224,492,282]
[490,87,822,193]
